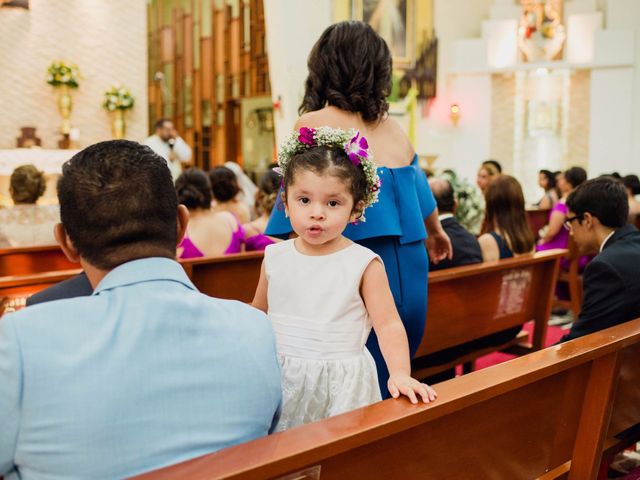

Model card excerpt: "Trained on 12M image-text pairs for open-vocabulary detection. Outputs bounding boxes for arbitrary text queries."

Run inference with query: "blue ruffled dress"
[265,155,436,396]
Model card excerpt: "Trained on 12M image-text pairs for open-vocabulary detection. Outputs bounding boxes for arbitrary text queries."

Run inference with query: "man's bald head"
[429,178,455,214]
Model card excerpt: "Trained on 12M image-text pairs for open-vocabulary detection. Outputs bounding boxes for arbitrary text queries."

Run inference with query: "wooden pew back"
[0,245,75,276]
[526,207,550,241]
[416,249,564,358]
[180,251,264,303]
[134,318,640,480]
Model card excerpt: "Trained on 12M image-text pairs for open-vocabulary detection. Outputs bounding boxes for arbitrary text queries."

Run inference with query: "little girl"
[252,127,436,431]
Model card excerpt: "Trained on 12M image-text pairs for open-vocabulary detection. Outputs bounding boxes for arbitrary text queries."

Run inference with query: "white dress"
[265,239,382,431]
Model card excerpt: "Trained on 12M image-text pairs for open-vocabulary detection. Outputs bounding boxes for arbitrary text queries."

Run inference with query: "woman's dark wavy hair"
[176,168,212,210]
[299,21,392,123]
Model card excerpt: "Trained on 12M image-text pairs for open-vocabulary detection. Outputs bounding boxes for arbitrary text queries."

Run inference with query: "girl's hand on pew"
[388,374,437,404]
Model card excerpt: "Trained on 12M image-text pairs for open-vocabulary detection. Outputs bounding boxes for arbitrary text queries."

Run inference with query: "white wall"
[601,0,640,175]
[415,0,494,179]
[0,0,148,149]
[263,0,332,147]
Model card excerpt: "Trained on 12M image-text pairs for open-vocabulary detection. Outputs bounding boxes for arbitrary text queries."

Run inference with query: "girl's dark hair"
[209,166,240,202]
[255,169,281,216]
[564,166,588,189]
[482,175,535,255]
[175,168,212,210]
[11,164,46,204]
[299,21,392,123]
[539,169,556,190]
[284,145,367,216]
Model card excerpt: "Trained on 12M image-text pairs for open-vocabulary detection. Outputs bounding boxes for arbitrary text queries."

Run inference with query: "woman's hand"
[388,373,437,404]
[425,229,452,264]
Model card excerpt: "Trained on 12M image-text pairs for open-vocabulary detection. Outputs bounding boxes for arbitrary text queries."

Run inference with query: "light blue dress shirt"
[0,257,281,479]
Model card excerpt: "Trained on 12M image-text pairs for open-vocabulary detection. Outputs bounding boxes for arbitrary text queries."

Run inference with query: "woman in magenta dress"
[537,166,588,269]
[243,168,280,252]
[265,21,452,396]
[175,168,244,259]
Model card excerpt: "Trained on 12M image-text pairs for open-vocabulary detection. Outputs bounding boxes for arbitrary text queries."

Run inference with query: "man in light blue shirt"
[0,140,281,479]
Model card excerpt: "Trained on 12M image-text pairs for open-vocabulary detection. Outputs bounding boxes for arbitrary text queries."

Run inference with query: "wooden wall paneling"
[173,5,185,135]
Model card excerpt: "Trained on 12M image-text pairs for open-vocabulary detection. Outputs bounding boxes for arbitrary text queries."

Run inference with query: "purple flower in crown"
[345,131,369,167]
[298,127,316,146]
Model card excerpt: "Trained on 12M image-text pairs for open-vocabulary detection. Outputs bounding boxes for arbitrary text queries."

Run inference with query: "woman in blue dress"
[266,21,452,396]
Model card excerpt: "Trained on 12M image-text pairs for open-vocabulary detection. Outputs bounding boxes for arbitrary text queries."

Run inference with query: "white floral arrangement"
[441,169,484,234]
[102,84,135,111]
[277,127,382,219]
[46,61,80,88]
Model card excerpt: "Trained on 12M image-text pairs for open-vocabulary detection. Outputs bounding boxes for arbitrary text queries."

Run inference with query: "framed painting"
[353,0,415,68]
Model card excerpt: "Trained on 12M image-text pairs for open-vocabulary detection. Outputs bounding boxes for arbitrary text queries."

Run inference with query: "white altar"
[0,149,78,207]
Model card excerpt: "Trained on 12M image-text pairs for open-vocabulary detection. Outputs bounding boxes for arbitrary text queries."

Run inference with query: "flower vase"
[57,85,73,135]
[111,110,126,139]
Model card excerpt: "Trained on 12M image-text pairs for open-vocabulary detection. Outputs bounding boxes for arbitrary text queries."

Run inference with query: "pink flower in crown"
[345,131,369,166]
[298,127,316,146]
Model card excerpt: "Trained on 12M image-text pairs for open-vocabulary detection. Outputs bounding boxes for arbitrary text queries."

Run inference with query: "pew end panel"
[413,250,565,378]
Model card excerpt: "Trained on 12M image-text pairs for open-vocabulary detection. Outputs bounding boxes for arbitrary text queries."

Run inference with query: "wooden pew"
[0,245,76,276]
[180,251,264,303]
[526,207,550,241]
[412,249,565,378]
[134,318,640,480]
[0,252,264,316]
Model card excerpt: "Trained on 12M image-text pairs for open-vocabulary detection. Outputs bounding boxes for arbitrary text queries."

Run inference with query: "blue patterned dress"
[265,155,436,396]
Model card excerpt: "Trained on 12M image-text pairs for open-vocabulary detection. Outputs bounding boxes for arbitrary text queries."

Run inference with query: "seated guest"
[209,166,251,223]
[176,168,244,258]
[243,168,280,252]
[428,178,482,271]
[537,166,589,269]
[536,169,559,209]
[622,174,640,224]
[224,161,258,217]
[0,164,59,247]
[478,175,535,262]
[0,140,281,479]
[26,272,93,306]
[560,177,640,342]
[476,160,500,195]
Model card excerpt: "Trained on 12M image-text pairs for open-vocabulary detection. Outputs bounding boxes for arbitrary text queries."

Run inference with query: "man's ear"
[54,223,81,264]
[582,212,598,230]
[176,205,190,245]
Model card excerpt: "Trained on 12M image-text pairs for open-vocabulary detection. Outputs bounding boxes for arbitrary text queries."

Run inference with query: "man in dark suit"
[428,178,483,271]
[560,177,640,342]
[26,272,93,306]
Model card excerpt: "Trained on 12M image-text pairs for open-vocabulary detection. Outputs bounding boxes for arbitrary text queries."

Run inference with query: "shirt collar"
[599,230,616,253]
[438,213,455,221]
[93,257,196,295]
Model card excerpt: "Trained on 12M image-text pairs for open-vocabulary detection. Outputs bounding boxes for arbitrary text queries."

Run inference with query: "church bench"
[0,252,264,316]
[181,251,264,303]
[0,245,76,276]
[412,249,566,379]
[526,207,550,241]
[0,269,82,315]
[133,318,640,480]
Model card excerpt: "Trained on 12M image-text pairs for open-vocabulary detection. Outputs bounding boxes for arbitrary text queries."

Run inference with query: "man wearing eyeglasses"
[559,177,640,343]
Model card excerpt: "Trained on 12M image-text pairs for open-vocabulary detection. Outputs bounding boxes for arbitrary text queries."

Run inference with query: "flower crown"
[276,127,382,219]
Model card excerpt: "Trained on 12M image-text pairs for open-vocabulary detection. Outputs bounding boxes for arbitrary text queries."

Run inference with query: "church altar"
[0,149,78,207]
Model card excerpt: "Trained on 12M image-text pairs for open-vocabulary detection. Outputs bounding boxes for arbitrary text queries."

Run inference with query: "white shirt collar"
[600,230,616,253]
[438,213,455,221]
